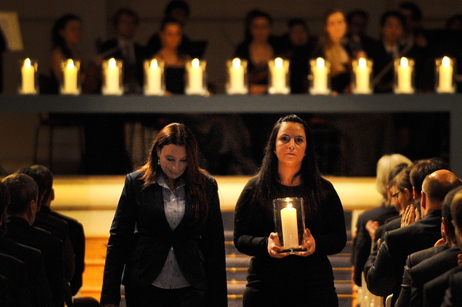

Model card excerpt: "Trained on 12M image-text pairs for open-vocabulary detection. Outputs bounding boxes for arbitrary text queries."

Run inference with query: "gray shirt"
[152,175,190,289]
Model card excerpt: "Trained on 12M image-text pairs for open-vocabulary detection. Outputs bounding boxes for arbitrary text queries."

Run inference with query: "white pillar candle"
[280,204,298,248]
[144,59,164,95]
[62,59,79,95]
[437,56,454,93]
[353,58,372,94]
[20,58,36,94]
[227,58,247,94]
[311,57,330,94]
[186,58,205,95]
[103,58,123,95]
[396,57,413,94]
[272,57,286,92]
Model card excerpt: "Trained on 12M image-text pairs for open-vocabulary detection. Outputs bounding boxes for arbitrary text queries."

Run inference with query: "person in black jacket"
[100,122,227,307]
[234,114,346,307]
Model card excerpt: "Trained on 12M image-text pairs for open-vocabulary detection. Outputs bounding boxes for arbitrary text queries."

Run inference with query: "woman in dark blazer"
[100,123,227,307]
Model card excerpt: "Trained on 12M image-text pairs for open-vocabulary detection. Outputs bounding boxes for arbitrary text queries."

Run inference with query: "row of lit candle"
[18,56,456,95]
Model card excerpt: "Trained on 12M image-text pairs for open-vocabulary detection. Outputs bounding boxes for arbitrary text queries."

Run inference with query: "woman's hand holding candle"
[267,232,287,258]
[295,228,316,257]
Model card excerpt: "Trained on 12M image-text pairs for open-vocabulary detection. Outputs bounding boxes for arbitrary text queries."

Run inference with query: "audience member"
[280,18,315,94]
[351,154,412,286]
[100,8,146,94]
[364,169,460,307]
[2,173,65,307]
[395,185,462,307]
[346,9,378,57]
[0,252,31,307]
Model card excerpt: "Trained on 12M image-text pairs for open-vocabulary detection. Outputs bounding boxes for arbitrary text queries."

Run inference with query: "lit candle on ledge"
[268,57,290,94]
[20,58,37,95]
[186,58,207,95]
[280,203,298,248]
[436,56,455,93]
[353,57,372,94]
[226,58,248,94]
[102,58,123,95]
[61,59,80,95]
[310,57,330,95]
[394,57,414,94]
[144,59,164,95]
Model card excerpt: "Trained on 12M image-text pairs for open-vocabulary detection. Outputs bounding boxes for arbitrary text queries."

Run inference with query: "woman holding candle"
[100,122,227,307]
[234,114,347,307]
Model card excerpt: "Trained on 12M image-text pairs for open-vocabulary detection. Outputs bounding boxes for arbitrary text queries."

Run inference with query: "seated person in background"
[395,185,462,307]
[364,169,461,307]
[346,9,378,57]
[280,18,315,94]
[351,154,411,287]
[146,0,193,58]
[2,173,64,307]
[100,8,146,94]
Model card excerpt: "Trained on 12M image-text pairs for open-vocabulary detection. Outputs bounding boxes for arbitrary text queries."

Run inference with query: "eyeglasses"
[392,191,401,198]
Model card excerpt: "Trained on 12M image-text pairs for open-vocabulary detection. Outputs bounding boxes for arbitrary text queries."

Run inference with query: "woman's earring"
[157,158,160,165]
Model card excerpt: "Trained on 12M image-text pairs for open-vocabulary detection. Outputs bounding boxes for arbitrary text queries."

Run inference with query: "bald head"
[421,170,462,216]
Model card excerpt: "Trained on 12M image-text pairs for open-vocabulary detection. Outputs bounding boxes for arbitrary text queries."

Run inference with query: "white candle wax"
[229,58,245,93]
[397,57,413,93]
[62,59,79,94]
[187,58,204,94]
[312,57,328,93]
[271,57,286,92]
[145,59,163,95]
[104,58,121,95]
[21,58,36,94]
[438,56,454,93]
[280,204,298,248]
[354,58,371,94]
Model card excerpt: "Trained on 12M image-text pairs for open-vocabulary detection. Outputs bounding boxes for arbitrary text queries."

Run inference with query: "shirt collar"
[155,173,185,190]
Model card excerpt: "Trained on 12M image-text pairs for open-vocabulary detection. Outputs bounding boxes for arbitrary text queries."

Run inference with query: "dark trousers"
[125,285,204,307]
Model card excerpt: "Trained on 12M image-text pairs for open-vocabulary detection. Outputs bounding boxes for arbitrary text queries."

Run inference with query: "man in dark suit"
[0,180,53,307]
[364,169,461,307]
[2,173,64,307]
[0,252,31,306]
[395,186,462,307]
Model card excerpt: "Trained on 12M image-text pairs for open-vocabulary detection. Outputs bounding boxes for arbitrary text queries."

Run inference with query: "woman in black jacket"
[234,114,346,307]
[101,122,227,307]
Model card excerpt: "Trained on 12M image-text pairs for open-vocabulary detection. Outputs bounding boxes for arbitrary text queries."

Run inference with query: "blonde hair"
[375,154,412,199]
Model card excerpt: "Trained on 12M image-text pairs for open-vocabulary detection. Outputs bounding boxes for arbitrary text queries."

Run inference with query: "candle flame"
[24,58,31,69]
[400,57,409,68]
[358,58,367,69]
[232,58,241,69]
[150,59,158,69]
[316,57,325,69]
[192,58,200,68]
[108,58,117,69]
[275,57,283,69]
[66,59,75,70]
[442,56,451,68]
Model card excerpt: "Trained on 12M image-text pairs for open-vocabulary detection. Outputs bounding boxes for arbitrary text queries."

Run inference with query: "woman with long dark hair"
[234,114,347,306]
[101,123,227,307]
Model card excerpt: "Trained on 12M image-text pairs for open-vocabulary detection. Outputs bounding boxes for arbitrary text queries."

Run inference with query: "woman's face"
[160,23,183,49]
[382,16,403,44]
[275,121,307,169]
[250,17,271,43]
[157,144,188,182]
[325,11,347,42]
[60,19,82,46]
[390,184,412,213]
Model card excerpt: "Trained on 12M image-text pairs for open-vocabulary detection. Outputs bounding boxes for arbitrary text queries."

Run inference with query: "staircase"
[222,210,354,307]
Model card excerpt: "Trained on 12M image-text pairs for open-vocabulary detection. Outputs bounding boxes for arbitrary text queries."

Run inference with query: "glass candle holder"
[18,58,38,95]
[226,58,248,95]
[60,59,80,95]
[309,57,331,95]
[273,197,306,253]
[394,57,415,94]
[435,56,455,94]
[144,59,165,96]
[352,58,373,94]
[185,58,207,95]
[102,58,124,95]
[268,57,290,94]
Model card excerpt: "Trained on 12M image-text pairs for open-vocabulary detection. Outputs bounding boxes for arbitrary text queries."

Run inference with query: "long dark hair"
[138,123,208,223]
[51,14,81,58]
[253,114,324,208]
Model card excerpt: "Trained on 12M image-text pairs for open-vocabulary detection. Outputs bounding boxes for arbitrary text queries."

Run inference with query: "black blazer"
[0,252,30,307]
[101,171,227,307]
